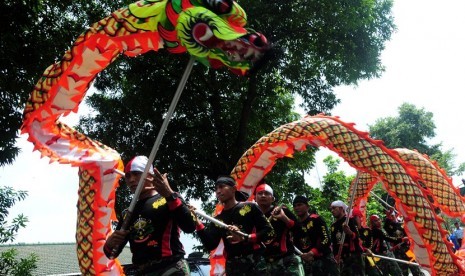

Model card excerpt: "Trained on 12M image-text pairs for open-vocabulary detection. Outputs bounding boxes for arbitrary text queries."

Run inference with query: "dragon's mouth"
[192,23,269,63]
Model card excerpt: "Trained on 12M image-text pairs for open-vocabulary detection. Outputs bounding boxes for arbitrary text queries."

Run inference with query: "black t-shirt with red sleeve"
[197,202,273,259]
[105,194,196,265]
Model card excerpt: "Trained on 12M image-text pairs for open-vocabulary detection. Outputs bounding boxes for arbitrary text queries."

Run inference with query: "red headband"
[255,184,273,196]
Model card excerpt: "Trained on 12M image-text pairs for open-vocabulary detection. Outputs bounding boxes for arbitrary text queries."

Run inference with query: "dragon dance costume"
[196,201,273,275]
[261,206,304,275]
[104,193,196,274]
[295,213,338,275]
[331,215,365,276]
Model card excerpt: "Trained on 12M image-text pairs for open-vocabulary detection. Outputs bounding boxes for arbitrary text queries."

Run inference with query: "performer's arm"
[195,218,223,251]
[312,216,332,257]
[103,229,129,259]
[251,203,273,243]
[167,194,196,233]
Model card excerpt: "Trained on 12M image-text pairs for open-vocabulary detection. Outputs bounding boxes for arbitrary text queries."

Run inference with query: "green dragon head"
[127,0,271,75]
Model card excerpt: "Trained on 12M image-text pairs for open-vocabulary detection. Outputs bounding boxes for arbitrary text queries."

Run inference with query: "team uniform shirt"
[105,194,196,265]
[331,216,363,258]
[359,226,373,250]
[384,217,410,252]
[371,227,402,255]
[197,202,273,259]
[261,206,301,258]
[294,214,332,258]
[383,217,423,276]
[383,217,404,238]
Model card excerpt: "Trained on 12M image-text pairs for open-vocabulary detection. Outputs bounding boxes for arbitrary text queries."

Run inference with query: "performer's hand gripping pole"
[109,57,195,258]
[193,210,249,238]
[362,253,420,267]
[336,171,360,266]
[113,169,251,239]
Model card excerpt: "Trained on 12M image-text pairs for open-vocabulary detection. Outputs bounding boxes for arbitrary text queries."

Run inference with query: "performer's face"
[293,203,309,217]
[255,190,273,207]
[215,183,235,203]
[125,171,153,194]
[330,206,344,219]
[371,216,382,228]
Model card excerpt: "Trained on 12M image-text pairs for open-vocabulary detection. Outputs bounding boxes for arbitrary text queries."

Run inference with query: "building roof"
[0,243,132,276]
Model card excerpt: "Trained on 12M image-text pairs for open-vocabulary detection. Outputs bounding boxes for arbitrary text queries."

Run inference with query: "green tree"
[0,186,38,275]
[369,103,465,230]
[318,155,382,221]
[0,0,130,166]
[1,0,395,212]
[294,155,384,224]
[78,0,395,206]
[369,102,465,176]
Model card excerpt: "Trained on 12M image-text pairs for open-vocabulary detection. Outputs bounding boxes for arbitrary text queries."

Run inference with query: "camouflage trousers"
[225,253,267,276]
[263,254,305,276]
[302,254,339,276]
[372,251,402,276]
[340,254,365,276]
[137,259,190,276]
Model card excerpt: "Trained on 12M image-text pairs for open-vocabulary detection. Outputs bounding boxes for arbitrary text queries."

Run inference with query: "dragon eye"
[192,23,217,48]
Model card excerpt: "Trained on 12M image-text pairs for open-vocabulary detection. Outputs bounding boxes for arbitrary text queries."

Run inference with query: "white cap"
[331,200,348,212]
[124,156,154,174]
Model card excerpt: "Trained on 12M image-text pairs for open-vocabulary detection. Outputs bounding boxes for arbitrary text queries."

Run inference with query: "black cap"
[215,176,236,187]
[235,191,249,202]
[293,195,309,206]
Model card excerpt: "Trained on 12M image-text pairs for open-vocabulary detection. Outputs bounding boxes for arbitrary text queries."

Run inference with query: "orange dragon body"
[21,0,269,274]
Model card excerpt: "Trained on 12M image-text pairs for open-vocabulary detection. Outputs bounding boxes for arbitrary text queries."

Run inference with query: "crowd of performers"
[104,156,425,276]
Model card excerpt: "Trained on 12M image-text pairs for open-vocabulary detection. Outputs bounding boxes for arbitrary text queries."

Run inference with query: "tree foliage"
[0,0,130,166]
[0,186,37,275]
[368,103,465,230]
[0,187,28,243]
[294,155,384,225]
[77,0,395,205]
[369,103,465,176]
[1,0,395,208]
[0,248,38,276]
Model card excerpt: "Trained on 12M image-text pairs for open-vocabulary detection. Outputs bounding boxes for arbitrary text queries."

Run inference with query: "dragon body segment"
[21,0,269,274]
[21,0,465,274]
[231,114,463,275]
[395,148,465,217]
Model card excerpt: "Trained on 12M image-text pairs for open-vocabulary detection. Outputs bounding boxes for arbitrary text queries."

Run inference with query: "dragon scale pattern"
[21,0,268,274]
[231,115,462,275]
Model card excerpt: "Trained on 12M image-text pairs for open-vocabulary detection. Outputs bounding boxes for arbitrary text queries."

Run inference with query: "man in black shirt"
[104,156,196,275]
[293,195,338,276]
[351,207,381,276]
[255,184,304,275]
[330,200,365,276]
[195,176,273,275]
[370,214,403,275]
[383,210,423,276]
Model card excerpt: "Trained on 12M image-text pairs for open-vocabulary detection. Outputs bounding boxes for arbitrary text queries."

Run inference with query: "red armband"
[167,198,182,210]
[249,233,257,243]
[286,219,295,229]
[310,248,320,257]
[196,222,205,231]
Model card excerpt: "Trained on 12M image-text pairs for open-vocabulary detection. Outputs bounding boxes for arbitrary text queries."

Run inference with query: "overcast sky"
[2,0,464,254]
